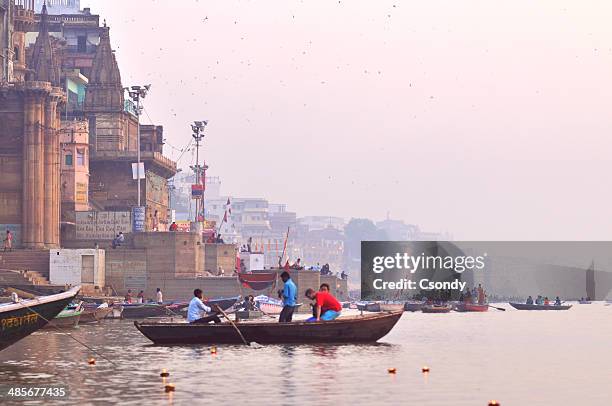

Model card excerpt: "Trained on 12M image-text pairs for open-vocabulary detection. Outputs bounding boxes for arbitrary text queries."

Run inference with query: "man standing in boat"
[279,271,297,323]
[188,289,222,324]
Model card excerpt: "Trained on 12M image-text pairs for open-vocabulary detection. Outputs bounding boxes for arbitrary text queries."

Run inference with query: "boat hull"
[454,303,489,312]
[421,305,452,313]
[509,303,572,311]
[404,302,424,312]
[121,304,170,319]
[134,311,403,345]
[80,307,114,323]
[379,303,405,312]
[46,313,82,328]
[0,287,80,352]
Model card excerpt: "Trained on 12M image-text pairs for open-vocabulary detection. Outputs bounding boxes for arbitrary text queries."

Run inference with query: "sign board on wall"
[131,162,145,180]
[132,206,145,232]
[75,212,131,240]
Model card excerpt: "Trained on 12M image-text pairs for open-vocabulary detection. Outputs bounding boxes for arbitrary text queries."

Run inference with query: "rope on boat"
[15,300,118,366]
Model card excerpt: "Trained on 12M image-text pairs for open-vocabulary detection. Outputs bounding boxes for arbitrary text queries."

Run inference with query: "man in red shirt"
[305,288,342,321]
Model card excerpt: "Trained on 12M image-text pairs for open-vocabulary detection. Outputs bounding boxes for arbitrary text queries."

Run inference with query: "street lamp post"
[189,121,207,224]
[125,84,151,208]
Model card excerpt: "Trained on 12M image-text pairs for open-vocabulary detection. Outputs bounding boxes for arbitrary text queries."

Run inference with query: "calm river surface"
[1,303,610,406]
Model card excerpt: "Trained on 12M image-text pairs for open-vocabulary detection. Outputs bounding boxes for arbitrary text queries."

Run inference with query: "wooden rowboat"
[404,301,425,312]
[0,286,80,352]
[45,307,83,328]
[509,303,572,311]
[80,303,114,323]
[378,302,405,312]
[421,304,452,313]
[454,303,489,312]
[134,311,403,345]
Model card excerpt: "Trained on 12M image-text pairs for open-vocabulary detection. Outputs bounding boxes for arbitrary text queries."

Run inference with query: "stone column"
[43,97,57,247]
[22,87,46,248]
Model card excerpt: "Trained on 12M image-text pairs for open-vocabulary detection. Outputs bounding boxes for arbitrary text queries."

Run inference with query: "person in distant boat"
[3,230,13,252]
[477,284,485,304]
[535,295,543,305]
[125,289,133,304]
[137,290,145,303]
[305,288,342,321]
[156,288,163,304]
[464,288,472,303]
[279,271,297,323]
[11,291,19,303]
[169,222,178,231]
[341,270,348,280]
[188,289,222,324]
[526,295,534,305]
[544,297,550,305]
[471,287,478,303]
[555,296,562,306]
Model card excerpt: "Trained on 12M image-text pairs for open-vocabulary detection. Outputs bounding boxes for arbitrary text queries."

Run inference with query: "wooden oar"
[215,306,252,346]
[487,304,506,311]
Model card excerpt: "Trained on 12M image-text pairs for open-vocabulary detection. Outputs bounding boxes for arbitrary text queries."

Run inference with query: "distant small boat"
[421,304,452,313]
[355,301,370,311]
[454,302,489,312]
[121,303,170,319]
[365,302,381,312]
[0,286,80,352]
[378,302,405,312]
[404,301,425,312]
[45,305,83,328]
[578,300,592,304]
[509,303,572,311]
[254,296,283,315]
[80,303,114,323]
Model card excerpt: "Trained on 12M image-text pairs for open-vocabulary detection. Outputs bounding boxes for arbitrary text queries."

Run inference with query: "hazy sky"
[81,0,612,239]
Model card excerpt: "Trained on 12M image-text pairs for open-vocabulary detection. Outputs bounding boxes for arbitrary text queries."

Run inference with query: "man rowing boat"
[187,289,221,324]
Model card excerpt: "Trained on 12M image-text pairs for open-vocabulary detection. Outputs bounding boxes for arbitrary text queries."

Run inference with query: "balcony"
[90,150,177,179]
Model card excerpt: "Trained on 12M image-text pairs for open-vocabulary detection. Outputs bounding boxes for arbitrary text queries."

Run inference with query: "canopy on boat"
[238,272,276,291]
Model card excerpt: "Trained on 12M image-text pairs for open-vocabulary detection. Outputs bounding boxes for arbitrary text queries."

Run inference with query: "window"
[65,154,73,166]
[76,149,85,166]
[77,36,87,53]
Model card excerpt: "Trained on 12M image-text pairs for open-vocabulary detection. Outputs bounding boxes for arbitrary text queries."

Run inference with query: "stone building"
[0,1,65,248]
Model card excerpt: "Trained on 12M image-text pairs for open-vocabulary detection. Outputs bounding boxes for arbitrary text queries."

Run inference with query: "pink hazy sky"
[82,0,612,239]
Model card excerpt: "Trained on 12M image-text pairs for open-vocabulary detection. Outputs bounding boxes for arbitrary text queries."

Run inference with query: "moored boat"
[378,302,405,312]
[509,303,572,311]
[404,301,425,312]
[134,311,403,345]
[454,302,489,312]
[578,300,592,304]
[121,303,170,319]
[80,303,114,323]
[421,304,452,313]
[365,302,381,312]
[0,286,80,352]
[44,304,83,328]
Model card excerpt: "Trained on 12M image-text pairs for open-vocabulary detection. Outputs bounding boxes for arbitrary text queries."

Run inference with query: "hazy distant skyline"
[82,0,612,239]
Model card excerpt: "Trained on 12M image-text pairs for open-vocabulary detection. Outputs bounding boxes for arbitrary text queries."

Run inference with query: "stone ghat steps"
[0,250,50,281]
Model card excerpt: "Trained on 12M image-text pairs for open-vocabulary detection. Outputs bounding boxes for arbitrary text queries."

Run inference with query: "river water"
[1,303,610,406]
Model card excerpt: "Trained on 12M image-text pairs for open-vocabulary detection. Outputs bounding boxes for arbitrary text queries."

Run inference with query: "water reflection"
[0,306,610,405]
